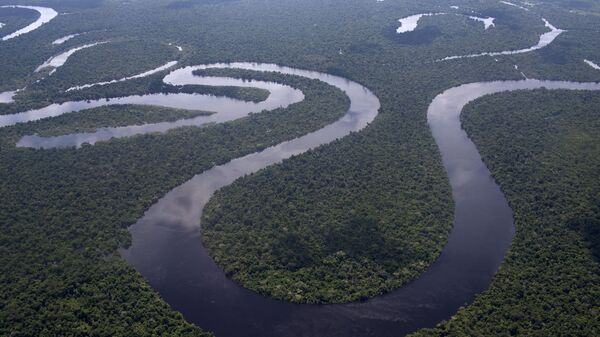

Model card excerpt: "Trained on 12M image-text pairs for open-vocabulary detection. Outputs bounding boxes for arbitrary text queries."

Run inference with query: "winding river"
[117,76,600,336]
[0,5,57,41]
[0,5,58,103]
[9,64,304,148]
[2,4,600,336]
[440,18,564,61]
[111,69,598,335]
[2,59,600,335]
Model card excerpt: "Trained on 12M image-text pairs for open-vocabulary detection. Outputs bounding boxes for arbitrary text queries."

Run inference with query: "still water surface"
[0,3,597,335]
[0,5,58,41]
[3,60,599,336]
[123,76,600,337]
[6,64,304,148]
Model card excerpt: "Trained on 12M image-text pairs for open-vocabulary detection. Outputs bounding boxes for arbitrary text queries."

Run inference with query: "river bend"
[4,64,306,147]
[122,77,600,337]
[0,5,57,41]
[1,52,599,337]
[0,3,598,336]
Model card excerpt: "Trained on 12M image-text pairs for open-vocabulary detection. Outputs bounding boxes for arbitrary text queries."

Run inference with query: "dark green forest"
[0,6,38,34]
[414,89,600,336]
[0,71,348,336]
[202,119,451,304]
[31,105,213,137]
[1,0,600,336]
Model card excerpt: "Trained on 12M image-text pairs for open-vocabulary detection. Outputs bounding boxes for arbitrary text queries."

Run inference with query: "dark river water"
[122,73,600,337]
[1,4,599,336]
[2,60,599,336]
[120,76,600,337]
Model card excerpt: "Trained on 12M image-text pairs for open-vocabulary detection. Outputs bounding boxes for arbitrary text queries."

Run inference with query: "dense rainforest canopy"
[414,89,600,336]
[1,0,600,336]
